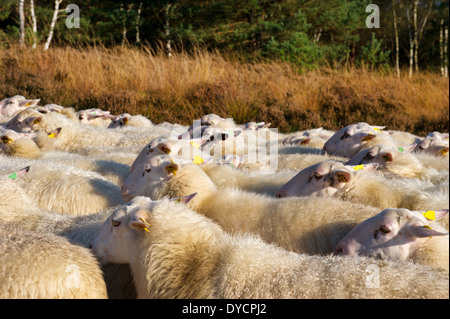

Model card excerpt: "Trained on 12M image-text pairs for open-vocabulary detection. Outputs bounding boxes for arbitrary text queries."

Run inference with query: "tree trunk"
[30,0,38,49]
[165,2,173,58]
[44,0,63,50]
[120,3,127,46]
[19,0,25,46]
[413,0,419,73]
[406,5,414,78]
[392,0,400,77]
[136,2,143,44]
[445,24,449,78]
[440,18,445,77]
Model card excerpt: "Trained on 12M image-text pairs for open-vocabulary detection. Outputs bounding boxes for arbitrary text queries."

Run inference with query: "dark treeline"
[0,0,448,74]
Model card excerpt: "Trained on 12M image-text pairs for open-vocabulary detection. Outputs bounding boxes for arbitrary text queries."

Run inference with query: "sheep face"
[108,113,131,128]
[275,160,378,198]
[322,123,383,157]
[0,130,39,154]
[0,95,40,117]
[200,113,225,126]
[417,137,449,157]
[334,208,449,260]
[346,144,417,167]
[122,155,178,202]
[91,196,156,265]
[5,109,43,133]
[91,194,196,265]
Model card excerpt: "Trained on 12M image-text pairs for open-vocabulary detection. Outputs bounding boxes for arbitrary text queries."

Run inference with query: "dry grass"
[1,45,448,135]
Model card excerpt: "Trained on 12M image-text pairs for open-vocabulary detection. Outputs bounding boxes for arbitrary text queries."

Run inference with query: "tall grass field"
[1,45,448,136]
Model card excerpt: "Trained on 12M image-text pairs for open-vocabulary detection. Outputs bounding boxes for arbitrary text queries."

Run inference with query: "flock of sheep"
[0,94,448,299]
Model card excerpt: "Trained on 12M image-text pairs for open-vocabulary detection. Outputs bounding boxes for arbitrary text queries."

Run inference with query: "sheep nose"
[334,246,344,256]
[275,191,285,198]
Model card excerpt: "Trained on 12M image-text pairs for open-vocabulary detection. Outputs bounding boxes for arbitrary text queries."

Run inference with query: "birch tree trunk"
[19,0,25,46]
[413,0,419,73]
[120,3,127,46]
[165,1,173,58]
[445,24,449,78]
[30,0,38,49]
[440,18,444,77]
[406,5,414,78]
[44,0,63,50]
[136,2,143,44]
[392,0,400,77]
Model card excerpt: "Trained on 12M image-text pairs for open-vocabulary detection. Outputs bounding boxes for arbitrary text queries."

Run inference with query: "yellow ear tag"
[337,174,348,183]
[193,155,204,164]
[423,210,435,221]
[48,133,56,138]
[373,128,380,131]
[353,164,364,172]
[422,225,432,229]
[440,149,448,156]
[190,141,201,149]
[26,102,32,106]
[2,136,13,144]
[140,218,151,232]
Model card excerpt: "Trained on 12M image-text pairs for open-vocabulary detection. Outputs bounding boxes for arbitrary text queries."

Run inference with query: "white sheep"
[108,113,153,129]
[282,127,335,149]
[416,133,449,157]
[0,222,108,299]
[322,122,407,157]
[0,174,136,299]
[0,157,124,216]
[335,208,449,271]
[275,160,449,228]
[0,95,40,117]
[90,196,449,299]
[77,108,115,127]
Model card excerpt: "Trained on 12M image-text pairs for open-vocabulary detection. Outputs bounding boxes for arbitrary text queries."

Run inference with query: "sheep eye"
[364,153,374,160]
[379,226,391,234]
[149,148,154,153]
[341,132,350,140]
[112,220,121,227]
[313,173,323,179]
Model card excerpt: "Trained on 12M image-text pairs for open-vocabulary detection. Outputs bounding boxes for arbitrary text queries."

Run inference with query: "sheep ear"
[371,126,385,131]
[262,123,271,128]
[170,193,197,204]
[299,137,310,146]
[8,166,30,180]
[129,210,151,233]
[398,143,417,153]
[381,152,393,162]
[48,127,61,139]
[348,163,379,172]
[417,209,449,222]
[335,171,351,184]
[157,143,171,154]
[30,116,42,125]
[419,139,431,149]
[362,133,376,142]
[19,99,40,107]
[1,135,14,144]
[408,224,449,238]
[439,146,449,156]
[164,163,179,177]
